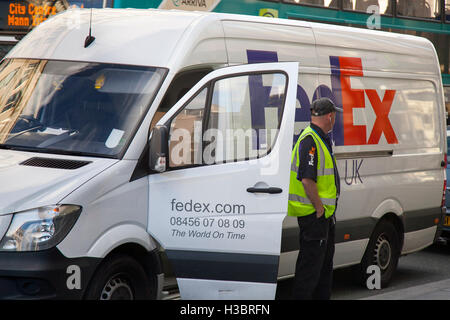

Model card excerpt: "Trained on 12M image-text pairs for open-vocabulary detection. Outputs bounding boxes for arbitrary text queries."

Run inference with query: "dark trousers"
[292,213,335,300]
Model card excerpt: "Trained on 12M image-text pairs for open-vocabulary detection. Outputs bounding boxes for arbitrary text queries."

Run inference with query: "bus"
[113,0,450,120]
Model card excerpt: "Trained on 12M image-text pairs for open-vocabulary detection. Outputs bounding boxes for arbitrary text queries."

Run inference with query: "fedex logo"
[331,56,398,146]
[247,50,398,146]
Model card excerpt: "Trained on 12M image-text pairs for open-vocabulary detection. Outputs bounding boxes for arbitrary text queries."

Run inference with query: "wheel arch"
[380,212,405,252]
[370,198,405,251]
[84,242,162,300]
[86,223,157,258]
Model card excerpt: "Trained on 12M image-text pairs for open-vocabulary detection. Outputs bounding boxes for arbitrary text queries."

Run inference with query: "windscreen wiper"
[0,144,47,153]
[6,125,44,141]
[0,144,117,159]
[0,144,19,150]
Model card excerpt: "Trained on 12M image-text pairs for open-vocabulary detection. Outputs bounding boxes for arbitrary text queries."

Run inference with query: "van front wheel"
[357,220,401,288]
[85,254,153,300]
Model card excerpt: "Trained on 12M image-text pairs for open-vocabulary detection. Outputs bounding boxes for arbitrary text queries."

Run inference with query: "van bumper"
[0,248,101,299]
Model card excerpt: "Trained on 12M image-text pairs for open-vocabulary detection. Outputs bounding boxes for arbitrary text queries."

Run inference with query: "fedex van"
[0,8,445,300]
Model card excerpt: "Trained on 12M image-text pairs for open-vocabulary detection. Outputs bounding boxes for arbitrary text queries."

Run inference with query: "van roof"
[8,9,207,67]
[7,8,436,71]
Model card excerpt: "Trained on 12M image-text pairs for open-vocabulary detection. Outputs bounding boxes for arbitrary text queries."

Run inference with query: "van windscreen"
[0,59,166,158]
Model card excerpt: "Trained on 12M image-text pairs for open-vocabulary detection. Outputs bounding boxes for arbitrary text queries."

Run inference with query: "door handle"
[246,187,282,194]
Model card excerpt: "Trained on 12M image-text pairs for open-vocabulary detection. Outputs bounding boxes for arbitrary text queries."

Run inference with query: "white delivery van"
[0,8,445,300]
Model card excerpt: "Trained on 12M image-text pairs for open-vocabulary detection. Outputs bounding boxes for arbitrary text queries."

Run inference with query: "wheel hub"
[100,275,134,300]
[374,234,391,271]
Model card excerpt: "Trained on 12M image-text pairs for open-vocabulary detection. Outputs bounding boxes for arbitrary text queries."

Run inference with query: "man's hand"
[316,207,325,218]
[301,178,324,218]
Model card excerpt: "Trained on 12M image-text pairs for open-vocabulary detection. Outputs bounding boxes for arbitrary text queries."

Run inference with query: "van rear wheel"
[356,219,401,288]
[85,254,153,300]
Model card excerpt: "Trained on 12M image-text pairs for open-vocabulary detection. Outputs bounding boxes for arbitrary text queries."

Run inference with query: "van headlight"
[0,205,81,252]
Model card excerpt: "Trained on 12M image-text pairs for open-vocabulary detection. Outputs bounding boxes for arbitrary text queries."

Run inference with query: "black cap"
[310,97,343,116]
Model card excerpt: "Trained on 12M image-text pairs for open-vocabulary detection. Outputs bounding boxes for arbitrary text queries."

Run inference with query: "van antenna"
[84,7,95,48]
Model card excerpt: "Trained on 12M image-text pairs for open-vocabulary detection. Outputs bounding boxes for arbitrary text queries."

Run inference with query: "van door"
[147,62,298,299]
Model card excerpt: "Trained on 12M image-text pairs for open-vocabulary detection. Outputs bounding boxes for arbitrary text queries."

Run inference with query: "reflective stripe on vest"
[288,126,337,218]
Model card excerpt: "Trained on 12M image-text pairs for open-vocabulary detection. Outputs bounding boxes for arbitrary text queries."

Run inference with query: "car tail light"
[443,180,447,207]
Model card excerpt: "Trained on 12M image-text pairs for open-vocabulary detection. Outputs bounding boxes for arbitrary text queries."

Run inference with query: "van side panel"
[314,27,444,265]
[332,75,443,245]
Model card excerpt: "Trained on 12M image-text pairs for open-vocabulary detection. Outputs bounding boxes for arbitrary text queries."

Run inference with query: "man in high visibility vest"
[289,97,342,300]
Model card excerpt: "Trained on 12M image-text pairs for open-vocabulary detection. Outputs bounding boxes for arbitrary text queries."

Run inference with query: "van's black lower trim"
[403,207,442,233]
[281,207,442,252]
[281,217,377,252]
[0,248,101,299]
[334,217,377,244]
[166,250,278,283]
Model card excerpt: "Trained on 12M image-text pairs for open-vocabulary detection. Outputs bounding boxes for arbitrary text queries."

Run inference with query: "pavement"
[361,278,450,300]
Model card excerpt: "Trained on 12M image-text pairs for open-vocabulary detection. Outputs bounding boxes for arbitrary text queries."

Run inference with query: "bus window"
[397,0,440,19]
[343,0,391,13]
[284,0,338,8]
[446,0,450,21]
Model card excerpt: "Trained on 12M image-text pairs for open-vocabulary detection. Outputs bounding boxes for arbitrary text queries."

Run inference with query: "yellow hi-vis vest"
[288,126,337,218]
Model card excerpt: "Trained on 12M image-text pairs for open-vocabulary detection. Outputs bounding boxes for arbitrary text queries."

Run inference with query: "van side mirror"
[149,125,169,173]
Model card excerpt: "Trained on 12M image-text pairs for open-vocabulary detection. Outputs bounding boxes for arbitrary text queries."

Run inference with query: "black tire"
[356,219,401,288]
[84,254,153,300]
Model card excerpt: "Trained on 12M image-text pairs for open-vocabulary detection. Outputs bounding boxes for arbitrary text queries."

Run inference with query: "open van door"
[148,62,298,299]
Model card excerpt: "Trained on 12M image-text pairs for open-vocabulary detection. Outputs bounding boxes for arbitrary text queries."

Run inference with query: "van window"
[169,88,207,167]
[166,72,287,168]
[0,59,166,158]
[151,69,212,130]
[205,73,286,163]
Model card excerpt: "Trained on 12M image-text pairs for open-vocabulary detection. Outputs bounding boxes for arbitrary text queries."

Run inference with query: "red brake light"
[443,177,447,207]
